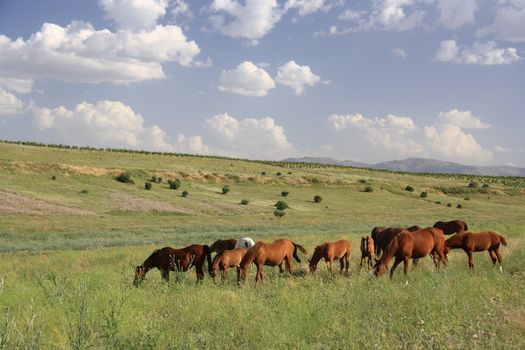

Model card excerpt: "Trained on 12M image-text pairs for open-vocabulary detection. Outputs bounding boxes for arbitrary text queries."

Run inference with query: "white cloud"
[477,0,525,43]
[436,0,477,29]
[31,100,208,153]
[171,0,193,19]
[0,76,33,94]
[0,88,23,115]
[98,0,168,31]
[205,113,292,159]
[0,21,201,92]
[392,47,407,59]
[327,109,493,163]
[275,60,321,95]
[284,0,337,16]
[494,145,511,153]
[218,61,275,96]
[435,39,520,65]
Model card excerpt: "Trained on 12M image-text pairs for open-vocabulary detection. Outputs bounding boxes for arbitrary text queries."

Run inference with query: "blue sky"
[0,0,524,166]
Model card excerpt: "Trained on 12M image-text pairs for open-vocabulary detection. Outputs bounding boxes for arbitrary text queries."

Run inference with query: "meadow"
[0,141,524,349]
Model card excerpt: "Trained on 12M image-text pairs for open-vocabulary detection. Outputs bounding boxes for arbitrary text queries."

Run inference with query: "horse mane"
[239,244,258,270]
[381,233,400,265]
[310,245,325,266]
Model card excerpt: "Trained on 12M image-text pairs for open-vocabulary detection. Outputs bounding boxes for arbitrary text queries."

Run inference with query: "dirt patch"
[0,190,97,216]
[109,191,193,214]
[61,164,122,177]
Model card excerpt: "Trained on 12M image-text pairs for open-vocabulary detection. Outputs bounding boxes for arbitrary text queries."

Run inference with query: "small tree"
[274,210,286,220]
[405,185,414,192]
[447,203,452,207]
[116,172,134,184]
[358,179,367,184]
[181,190,189,197]
[456,203,463,209]
[222,186,230,194]
[364,186,373,192]
[168,179,181,190]
[80,189,89,194]
[313,195,322,203]
[51,175,57,180]
[420,191,428,198]
[145,182,152,190]
[468,181,479,188]
[276,172,282,176]
[261,171,266,176]
[240,199,249,205]
[482,183,489,188]
[281,191,289,197]
[274,200,289,210]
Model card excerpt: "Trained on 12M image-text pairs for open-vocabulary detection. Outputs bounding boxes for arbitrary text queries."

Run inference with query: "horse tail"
[293,243,307,263]
[203,245,213,275]
[499,235,508,246]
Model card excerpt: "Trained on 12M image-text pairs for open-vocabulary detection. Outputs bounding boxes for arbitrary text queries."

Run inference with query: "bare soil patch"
[0,190,97,216]
[109,191,193,214]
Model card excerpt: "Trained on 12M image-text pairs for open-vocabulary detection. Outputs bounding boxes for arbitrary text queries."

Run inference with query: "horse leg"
[467,250,475,274]
[345,255,350,275]
[339,258,344,274]
[403,257,410,278]
[255,264,262,287]
[161,269,169,282]
[286,256,294,275]
[494,248,503,273]
[488,250,497,267]
[359,256,364,271]
[278,262,285,274]
[195,263,205,283]
[221,267,228,282]
[389,257,403,279]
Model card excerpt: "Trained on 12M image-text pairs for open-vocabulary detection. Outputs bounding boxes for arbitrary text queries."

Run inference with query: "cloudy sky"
[0,0,524,166]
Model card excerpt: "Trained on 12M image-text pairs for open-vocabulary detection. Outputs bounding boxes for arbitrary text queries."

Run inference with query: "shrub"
[464,197,470,201]
[420,191,428,198]
[145,182,152,190]
[168,179,181,190]
[276,172,282,176]
[457,204,463,209]
[405,185,414,192]
[151,176,162,183]
[364,186,373,192]
[358,179,367,184]
[435,201,441,204]
[314,195,322,203]
[274,201,289,210]
[261,172,266,176]
[222,186,230,194]
[287,172,292,175]
[240,199,249,205]
[80,189,89,194]
[447,203,452,207]
[51,175,57,180]
[181,191,189,197]
[468,181,479,188]
[274,210,286,219]
[482,183,489,188]
[281,191,289,197]
[116,172,134,184]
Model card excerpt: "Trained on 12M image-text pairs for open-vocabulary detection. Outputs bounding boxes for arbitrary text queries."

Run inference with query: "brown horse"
[209,239,237,254]
[134,245,212,285]
[238,239,307,287]
[373,228,447,279]
[373,226,422,257]
[210,248,247,282]
[433,220,468,235]
[371,226,385,256]
[309,240,352,275]
[360,236,375,270]
[444,231,507,273]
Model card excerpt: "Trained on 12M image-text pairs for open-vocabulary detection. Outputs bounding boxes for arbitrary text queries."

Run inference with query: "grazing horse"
[373,226,422,258]
[210,239,237,254]
[373,228,447,279]
[238,239,307,287]
[444,231,507,273]
[134,245,212,285]
[210,248,247,282]
[371,227,386,256]
[235,237,255,249]
[360,236,375,270]
[309,240,352,275]
[433,220,468,235]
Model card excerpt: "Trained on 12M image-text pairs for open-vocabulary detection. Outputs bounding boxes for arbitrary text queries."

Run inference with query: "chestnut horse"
[238,239,307,287]
[210,248,247,282]
[372,226,422,257]
[373,228,447,279]
[444,231,507,273]
[210,239,237,254]
[360,236,375,270]
[134,245,212,285]
[309,240,352,275]
[433,220,468,235]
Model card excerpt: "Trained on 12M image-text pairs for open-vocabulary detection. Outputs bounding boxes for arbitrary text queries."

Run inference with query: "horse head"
[373,258,386,277]
[133,265,146,286]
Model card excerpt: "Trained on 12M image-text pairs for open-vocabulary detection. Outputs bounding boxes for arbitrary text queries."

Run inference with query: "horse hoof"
[499,266,503,273]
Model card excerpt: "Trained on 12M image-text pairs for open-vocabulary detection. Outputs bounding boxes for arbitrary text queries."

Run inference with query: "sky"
[0,0,524,166]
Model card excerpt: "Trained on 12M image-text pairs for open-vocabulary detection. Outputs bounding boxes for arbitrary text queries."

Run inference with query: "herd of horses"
[133,219,508,287]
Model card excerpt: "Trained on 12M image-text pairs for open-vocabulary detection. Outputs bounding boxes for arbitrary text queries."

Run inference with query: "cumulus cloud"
[436,0,477,29]
[98,0,168,31]
[31,100,208,153]
[392,47,407,59]
[284,0,338,16]
[218,61,275,96]
[275,60,321,95]
[0,21,201,92]
[0,89,23,115]
[477,0,525,43]
[327,109,493,163]
[205,113,292,159]
[435,39,520,65]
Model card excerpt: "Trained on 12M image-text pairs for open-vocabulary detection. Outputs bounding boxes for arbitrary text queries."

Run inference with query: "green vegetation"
[181,191,189,198]
[240,199,249,205]
[420,191,428,198]
[144,182,152,190]
[116,172,134,184]
[364,186,373,192]
[313,195,322,203]
[405,185,415,192]
[281,191,289,197]
[0,141,524,349]
[168,179,181,190]
[222,186,230,195]
[274,201,289,210]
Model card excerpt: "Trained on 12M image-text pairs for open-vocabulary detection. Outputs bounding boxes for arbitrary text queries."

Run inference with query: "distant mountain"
[282,157,525,177]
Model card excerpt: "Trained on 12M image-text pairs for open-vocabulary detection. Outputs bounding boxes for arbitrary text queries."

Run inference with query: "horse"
[210,239,237,254]
[373,227,447,279]
[238,239,307,287]
[372,226,422,258]
[371,227,385,256]
[444,231,507,273]
[210,248,247,282]
[360,236,375,270]
[235,237,255,249]
[309,240,352,275]
[134,245,212,285]
[433,220,468,235]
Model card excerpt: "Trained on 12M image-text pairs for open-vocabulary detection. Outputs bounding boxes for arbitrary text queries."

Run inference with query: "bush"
[276,172,282,176]
[364,186,373,192]
[274,210,286,219]
[222,186,230,194]
[274,201,289,210]
[145,182,152,190]
[420,191,428,198]
[287,172,292,175]
[405,185,414,192]
[468,181,479,188]
[51,175,57,180]
[80,189,89,194]
[435,201,441,204]
[457,203,463,209]
[464,197,470,200]
[151,176,162,183]
[358,179,367,184]
[181,190,189,197]
[240,199,249,205]
[482,183,489,188]
[281,191,289,197]
[447,203,452,207]
[313,195,322,203]
[168,179,181,190]
[116,172,134,184]
[261,172,266,176]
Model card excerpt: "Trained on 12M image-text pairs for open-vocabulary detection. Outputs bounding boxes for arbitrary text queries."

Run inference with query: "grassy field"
[0,141,524,349]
